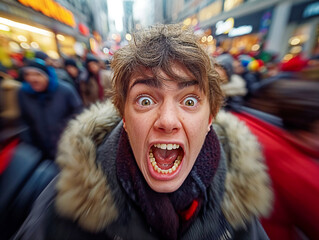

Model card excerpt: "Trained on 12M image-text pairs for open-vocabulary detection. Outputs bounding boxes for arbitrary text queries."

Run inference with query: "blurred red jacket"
[233,111,319,240]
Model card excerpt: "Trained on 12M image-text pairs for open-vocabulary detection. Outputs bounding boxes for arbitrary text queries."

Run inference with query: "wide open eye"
[137,96,154,106]
[183,96,199,107]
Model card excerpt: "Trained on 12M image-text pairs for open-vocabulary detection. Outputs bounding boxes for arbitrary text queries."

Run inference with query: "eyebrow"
[130,78,198,90]
[177,80,198,88]
[130,78,161,90]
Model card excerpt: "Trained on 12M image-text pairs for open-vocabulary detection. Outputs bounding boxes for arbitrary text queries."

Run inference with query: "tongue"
[152,148,179,169]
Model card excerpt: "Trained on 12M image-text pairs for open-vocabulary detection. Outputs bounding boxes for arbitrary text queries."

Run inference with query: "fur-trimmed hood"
[55,101,272,233]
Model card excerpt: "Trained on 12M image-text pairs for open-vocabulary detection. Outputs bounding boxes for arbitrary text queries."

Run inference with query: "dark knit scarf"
[116,127,221,240]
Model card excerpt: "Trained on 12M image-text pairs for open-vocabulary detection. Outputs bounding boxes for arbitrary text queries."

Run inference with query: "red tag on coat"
[179,199,199,221]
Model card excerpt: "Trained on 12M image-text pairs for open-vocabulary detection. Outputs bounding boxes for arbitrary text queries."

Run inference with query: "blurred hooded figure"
[64,58,88,97]
[82,54,113,106]
[215,54,247,110]
[18,58,83,160]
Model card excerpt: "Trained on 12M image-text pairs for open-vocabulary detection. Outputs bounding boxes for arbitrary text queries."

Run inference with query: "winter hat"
[34,51,49,61]
[85,54,99,67]
[22,59,50,79]
[216,54,234,79]
[64,58,78,68]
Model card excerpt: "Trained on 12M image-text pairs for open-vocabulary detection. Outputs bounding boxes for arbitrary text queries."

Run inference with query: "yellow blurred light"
[17,35,27,42]
[290,37,300,46]
[90,38,96,50]
[20,42,30,49]
[283,54,293,62]
[0,24,10,31]
[251,44,260,51]
[112,34,117,40]
[31,42,39,49]
[57,34,65,41]
[9,41,20,51]
[0,17,53,36]
[126,33,132,41]
[207,35,213,42]
[183,18,191,26]
[201,36,207,43]
[192,18,198,26]
[47,50,59,59]
[290,46,302,54]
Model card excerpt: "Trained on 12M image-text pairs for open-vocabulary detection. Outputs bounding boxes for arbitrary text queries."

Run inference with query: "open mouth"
[149,143,184,174]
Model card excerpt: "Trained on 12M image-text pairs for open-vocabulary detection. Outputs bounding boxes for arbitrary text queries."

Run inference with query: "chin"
[148,179,184,193]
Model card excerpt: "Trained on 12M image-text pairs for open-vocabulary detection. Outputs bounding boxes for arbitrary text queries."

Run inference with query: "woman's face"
[123,62,213,193]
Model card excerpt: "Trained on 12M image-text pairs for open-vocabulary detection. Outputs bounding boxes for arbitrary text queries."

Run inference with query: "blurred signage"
[215,18,234,35]
[289,0,319,23]
[213,9,272,38]
[303,2,319,18]
[228,25,252,37]
[17,0,76,28]
[78,23,89,36]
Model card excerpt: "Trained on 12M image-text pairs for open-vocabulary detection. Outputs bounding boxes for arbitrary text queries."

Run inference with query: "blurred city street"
[0,0,319,239]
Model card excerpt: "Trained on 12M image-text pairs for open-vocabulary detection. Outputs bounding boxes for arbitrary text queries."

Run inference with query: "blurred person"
[0,63,21,129]
[17,58,83,160]
[246,55,305,105]
[232,79,319,240]
[34,50,73,85]
[214,54,247,110]
[14,24,272,240]
[233,58,259,101]
[82,54,113,106]
[63,58,88,97]
[299,55,319,81]
[0,63,59,240]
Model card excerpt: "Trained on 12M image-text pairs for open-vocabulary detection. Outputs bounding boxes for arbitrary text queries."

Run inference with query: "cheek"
[185,113,211,145]
[123,110,147,143]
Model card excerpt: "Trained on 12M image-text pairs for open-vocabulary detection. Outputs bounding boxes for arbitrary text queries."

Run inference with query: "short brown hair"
[111,24,223,117]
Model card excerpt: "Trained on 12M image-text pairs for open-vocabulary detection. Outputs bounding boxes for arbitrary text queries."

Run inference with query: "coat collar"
[55,101,272,232]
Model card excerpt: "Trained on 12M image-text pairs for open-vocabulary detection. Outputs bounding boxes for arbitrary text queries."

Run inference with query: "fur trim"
[215,110,273,229]
[55,100,121,232]
[55,102,272,232]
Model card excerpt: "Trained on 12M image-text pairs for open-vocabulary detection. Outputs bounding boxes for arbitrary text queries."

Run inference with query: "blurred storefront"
[211,9,272,55]
[0,0,90,67]
[175,0,316,61]
[284,0,319,60]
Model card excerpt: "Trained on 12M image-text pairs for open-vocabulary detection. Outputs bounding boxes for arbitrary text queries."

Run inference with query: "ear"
[207,114,213,132]
[123,117,126,131]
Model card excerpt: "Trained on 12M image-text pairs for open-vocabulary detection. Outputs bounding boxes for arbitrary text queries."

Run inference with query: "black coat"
[18,81,82,160]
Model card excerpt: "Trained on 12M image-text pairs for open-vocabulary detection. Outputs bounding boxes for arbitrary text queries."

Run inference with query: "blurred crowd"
[213,49,319,239]
[0,49,113,238]
[0,32,319,239]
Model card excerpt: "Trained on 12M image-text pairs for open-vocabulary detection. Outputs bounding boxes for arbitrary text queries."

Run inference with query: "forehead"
[24,68,45,76]
[129,62,196,89]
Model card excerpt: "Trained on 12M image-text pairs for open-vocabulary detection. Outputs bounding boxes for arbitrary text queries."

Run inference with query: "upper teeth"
[150,144,182,174]
[154,143,180,150]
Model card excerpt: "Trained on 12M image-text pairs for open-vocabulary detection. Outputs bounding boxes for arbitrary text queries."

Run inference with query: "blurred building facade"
[0,0,110,65]
[163,0,319,60]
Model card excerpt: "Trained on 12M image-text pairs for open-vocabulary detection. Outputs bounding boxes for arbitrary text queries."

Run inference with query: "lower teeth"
[149,152,182,174]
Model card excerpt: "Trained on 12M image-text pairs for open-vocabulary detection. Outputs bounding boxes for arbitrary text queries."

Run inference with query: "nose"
[154,100,182,133]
